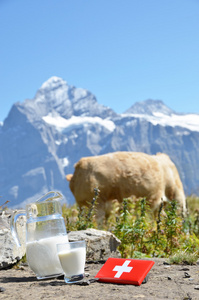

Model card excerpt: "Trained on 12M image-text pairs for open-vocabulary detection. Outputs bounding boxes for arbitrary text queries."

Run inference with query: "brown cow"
[66,152,186,219]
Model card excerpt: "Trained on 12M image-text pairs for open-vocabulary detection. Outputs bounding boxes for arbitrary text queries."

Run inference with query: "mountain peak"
[39,76,67,92]
[125,99,175,116]
[15,77,117,121]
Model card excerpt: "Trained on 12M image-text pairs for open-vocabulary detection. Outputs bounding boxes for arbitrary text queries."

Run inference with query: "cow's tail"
[66,174,73,181]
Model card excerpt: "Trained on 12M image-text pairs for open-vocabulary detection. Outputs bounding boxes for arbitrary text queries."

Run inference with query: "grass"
[62,194,199,264]
[168,250,198,265]
[0,197,10,210]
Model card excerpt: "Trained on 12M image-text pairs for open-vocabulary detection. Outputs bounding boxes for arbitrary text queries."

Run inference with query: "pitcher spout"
[36,191,63,203]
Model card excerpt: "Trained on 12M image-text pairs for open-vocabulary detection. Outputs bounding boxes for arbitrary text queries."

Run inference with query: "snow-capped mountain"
[1,76,199,208]
[125,99,175,116]
[124,101,199,133]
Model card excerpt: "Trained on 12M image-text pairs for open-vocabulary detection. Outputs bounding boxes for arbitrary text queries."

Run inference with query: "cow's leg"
[173,191,187,217]
[148,193,166,219]
[104,200,114,220]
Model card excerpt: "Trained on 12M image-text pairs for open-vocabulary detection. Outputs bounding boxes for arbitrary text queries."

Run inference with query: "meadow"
[62,190,199,264]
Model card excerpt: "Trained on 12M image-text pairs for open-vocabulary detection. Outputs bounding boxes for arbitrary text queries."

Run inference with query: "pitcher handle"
[10,210,26,247]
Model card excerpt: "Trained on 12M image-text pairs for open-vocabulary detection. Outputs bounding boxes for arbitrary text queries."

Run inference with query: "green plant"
[62,188,99,231]
[62,194,199,262]
[113,197,199,260]
[150,200,167,257]
[129,198,148,256]
[163,199,182,255]
[114,198,131,258]
[168,250,198,265]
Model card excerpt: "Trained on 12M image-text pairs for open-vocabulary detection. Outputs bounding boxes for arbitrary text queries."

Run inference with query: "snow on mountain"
[39,76,66,90]
[123,99,199,133]
[42,114,116,132]
[123,112,199,133]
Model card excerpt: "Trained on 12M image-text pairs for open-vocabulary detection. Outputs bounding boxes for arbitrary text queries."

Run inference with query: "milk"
[26,235,68,278]
[58,247,86,277]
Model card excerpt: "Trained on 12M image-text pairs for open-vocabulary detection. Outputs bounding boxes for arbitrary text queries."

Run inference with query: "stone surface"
[0,210,26,269]
[68,228,121,261]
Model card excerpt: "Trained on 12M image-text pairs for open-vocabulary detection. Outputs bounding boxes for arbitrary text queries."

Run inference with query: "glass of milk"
[57,240,86,284]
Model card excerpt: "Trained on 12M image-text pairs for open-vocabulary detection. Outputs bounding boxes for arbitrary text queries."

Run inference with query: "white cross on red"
[113,260,133,278]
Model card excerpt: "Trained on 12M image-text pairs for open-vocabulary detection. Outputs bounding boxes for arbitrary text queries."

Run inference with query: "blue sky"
[0,0,199,122]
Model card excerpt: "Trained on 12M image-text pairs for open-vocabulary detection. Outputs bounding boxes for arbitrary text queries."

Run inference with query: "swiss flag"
[95,258,155,285]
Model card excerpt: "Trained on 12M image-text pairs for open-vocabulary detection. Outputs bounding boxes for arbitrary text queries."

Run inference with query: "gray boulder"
[68,228,121,262]
[0,210,26,269]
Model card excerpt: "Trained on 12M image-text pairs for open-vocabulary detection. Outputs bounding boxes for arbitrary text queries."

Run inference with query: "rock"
[72,278,99,286]
[142,274,149,284]
[184,272,191,278]
[0,210,26,269]
[179,267,190,271]
[0,287,5,292]
[167,276,172,280]
[68,228,121,262]
[194,285,199,290]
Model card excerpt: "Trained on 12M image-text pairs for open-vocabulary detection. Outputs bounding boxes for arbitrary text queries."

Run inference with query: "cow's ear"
[66,174,73,181]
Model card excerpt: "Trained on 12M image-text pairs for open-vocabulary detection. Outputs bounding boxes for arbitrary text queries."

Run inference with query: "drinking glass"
[57,240,86,283]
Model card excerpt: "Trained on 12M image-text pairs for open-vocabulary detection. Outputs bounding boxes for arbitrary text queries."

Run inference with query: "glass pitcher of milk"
[11,191,68,280]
